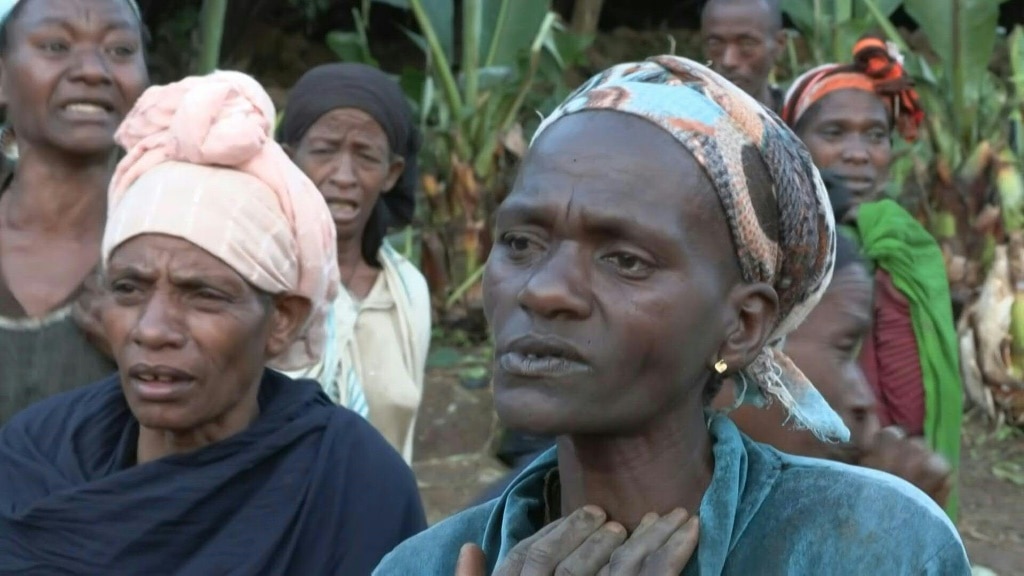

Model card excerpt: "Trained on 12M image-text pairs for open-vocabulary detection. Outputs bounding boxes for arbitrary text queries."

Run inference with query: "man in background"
[701,0,788,112]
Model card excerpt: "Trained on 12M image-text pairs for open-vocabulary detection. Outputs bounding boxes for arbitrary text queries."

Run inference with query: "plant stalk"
[197,0,229,74]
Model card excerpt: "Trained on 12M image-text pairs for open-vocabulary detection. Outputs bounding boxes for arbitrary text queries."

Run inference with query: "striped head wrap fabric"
[782,37,924,141]
[533,55,848,442]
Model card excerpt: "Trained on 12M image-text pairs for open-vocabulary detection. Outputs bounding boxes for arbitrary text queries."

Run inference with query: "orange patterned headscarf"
[781,37,924,141]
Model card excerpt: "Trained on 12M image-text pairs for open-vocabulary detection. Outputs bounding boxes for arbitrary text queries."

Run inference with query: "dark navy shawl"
[0,369,426,575]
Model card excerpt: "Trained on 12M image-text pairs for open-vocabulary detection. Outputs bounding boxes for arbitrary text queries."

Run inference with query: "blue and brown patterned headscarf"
[533,55,848,442]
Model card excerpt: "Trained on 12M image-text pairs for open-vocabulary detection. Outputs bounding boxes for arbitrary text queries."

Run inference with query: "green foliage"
[902,0,1008,151]
[326,8,378,67]
[286,0,334,22]
[782,0,903,65]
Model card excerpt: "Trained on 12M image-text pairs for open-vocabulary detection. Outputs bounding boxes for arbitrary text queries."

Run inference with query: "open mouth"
[128,364,196,399]
[328,199,360,219]
[61,101,115,121]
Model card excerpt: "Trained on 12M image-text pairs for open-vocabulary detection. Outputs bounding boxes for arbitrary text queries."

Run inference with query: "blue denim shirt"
[375,416,969,575]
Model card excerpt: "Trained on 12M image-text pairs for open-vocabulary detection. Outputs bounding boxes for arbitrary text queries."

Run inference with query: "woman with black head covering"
[278,63,430,463]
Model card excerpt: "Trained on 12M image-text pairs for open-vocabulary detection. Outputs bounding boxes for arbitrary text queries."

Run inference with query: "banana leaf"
[902,0,1010,150]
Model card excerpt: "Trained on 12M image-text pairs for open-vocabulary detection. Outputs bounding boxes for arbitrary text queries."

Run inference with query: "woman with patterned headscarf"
[374,56,968,575]
[0,71,425,574]
[782,37,962,522]
[277,63,431,464]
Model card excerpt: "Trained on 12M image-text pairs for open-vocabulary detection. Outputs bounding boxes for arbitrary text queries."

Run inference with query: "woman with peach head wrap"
[0,71,425,575]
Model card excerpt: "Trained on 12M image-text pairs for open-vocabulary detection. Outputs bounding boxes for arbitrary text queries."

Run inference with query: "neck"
[0,146,116,235]
[557,397,714,531]
[135,381,261,464]
[336,235,366,272]
[755,84,775,109]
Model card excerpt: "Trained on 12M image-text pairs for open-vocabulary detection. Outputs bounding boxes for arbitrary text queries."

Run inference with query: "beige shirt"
[288,243,431,463]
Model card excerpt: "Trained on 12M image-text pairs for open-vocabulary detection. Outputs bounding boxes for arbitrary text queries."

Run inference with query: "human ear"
[265,294,313,358]
[713,282,779,373]
[381,154,405,193]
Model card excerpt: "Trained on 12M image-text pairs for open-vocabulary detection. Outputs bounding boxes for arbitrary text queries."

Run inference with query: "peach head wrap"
[102,70,340,371]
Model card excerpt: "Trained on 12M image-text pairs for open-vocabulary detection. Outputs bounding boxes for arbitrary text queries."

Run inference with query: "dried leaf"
[501,123,527,158]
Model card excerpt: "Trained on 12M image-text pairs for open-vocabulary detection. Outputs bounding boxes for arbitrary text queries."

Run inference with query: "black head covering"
[278,63,420,266]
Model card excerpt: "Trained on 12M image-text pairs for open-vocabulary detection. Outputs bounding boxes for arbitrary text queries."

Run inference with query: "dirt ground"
[413,357,1024,574]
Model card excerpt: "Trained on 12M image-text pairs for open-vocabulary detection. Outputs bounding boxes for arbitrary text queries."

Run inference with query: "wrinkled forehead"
[701,0,778,33]
[4,0,142,25]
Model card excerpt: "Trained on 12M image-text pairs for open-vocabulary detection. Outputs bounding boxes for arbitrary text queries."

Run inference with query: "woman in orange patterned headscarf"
[782,37,962,523]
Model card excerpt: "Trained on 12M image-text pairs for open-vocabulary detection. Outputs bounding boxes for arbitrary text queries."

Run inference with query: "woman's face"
[726,264,878,462]
[796,89,892,203]
[0,0,149,156]
[101,234,309,433]
[484,110,777,436]
[289,108,405,243]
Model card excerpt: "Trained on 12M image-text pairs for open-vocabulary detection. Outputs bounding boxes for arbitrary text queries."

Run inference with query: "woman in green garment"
[781,36,962,520]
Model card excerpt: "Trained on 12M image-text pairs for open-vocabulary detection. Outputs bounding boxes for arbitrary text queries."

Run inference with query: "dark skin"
[101,234,311,463]
[718,265,878,461]
[456,507,699,576]
[714,264,952,506]
[462,110,779,573]
[794,89,892,205]
[0,0,148,318]
[701,0,786,108]
[286,108,404,299]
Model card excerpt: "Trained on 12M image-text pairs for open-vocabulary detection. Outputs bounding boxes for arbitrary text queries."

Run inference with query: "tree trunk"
[570,0,605,36]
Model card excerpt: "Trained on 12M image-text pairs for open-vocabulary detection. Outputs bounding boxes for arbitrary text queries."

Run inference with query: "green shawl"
[852,199,962,521]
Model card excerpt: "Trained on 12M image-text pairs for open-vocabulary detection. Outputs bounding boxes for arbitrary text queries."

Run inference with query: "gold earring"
[714,359,728,374]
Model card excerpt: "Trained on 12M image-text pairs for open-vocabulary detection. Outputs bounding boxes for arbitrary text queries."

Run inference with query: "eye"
[39,40,69,53]
[835,338,863,360]
[111,279,139,295]
[867,129,889,143]
[818,126,843,140]
[108,44,138,58]
[194,288,228,302]
[502,232,534,253]
[499,232,547,264]
[602,252,654,278]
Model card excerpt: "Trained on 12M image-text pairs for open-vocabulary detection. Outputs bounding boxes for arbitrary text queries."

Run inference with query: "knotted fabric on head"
[533,55,847,442]
[103,70,340,372]
[782,37,924,141]
[277,63,420,231]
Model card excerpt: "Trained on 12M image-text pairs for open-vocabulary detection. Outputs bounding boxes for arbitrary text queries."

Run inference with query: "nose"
[327,152,359,189]
[131,291,188,351]
[844,364,880,449]
[719,45,742,72]
[840,136,872,164]
[517,243,592,320]
[68,47,113,85]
